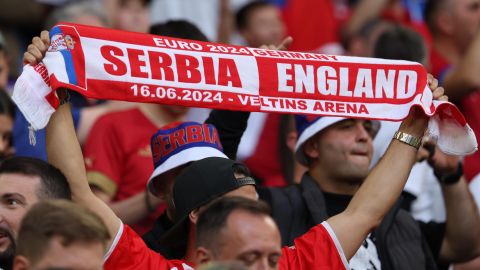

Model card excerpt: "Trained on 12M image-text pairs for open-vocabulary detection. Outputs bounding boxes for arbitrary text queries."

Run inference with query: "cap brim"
[147,147,227,196]
[295,117,346,165]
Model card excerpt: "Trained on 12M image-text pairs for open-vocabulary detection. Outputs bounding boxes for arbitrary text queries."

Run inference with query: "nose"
[355,122,371,142]
[0,137,7,153]
[252,259,271,270]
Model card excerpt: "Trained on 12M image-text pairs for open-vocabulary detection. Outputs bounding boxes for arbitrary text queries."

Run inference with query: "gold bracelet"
[393,131,422,149]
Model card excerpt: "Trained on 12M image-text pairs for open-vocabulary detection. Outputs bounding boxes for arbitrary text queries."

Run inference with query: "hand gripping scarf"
[12,23,477,155]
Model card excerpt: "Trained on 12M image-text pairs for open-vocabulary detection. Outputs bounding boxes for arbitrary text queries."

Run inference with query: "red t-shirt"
[104,222,348,270]
[83,108,164,234]
[430,48,480,181]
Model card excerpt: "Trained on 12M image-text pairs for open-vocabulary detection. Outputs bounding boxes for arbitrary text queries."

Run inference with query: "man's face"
[214,210,282,270]
[0,174,41,265]
[448,0,480,50]
[161,105,190,119]
[115,0,150,33]
[305,119,375,184]
[0,52,9,89]
[22,236,104,270]
[241,5,285,48]
[0,114,13,159]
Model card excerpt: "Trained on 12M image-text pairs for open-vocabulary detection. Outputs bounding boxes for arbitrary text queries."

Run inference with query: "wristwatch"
[393,131,422,149]
[434,163,463,185]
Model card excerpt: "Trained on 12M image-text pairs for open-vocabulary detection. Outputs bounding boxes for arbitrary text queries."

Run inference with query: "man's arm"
[327,77,445,260]
[341,0,389,44]
[205,110,250,160]
[92,186,162,225]
[46,103,121,248]
[441,31,480,102]
[439,176,480,261]
[31,29,120,249]
[421,146,480,262]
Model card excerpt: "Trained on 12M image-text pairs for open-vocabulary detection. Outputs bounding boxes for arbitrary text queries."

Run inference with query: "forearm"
[216,0,233,44]
[348,115,425,224]
[443,32,480,101]
[109,191,162,225]
[342,0,389,41]
[47,104,93,199]
[329,115,426,259]
[205,110,250,160]
[440,178,480,262]
[46,103,120,247]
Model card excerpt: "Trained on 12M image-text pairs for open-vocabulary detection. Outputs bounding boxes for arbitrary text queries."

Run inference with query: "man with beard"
[0,157,71,270]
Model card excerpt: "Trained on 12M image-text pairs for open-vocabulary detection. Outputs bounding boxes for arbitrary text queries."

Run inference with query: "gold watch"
[393,131,422,149]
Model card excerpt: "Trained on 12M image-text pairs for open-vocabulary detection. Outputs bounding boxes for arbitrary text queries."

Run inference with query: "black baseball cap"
[161,157,256,244]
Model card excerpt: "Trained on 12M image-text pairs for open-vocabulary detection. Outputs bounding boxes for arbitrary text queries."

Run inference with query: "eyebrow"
[1,193,27,202]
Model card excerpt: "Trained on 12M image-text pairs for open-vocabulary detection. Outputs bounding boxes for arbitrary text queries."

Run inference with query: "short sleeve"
[279,221,349,270]
[104,224,194,270]
[83,116,123,196]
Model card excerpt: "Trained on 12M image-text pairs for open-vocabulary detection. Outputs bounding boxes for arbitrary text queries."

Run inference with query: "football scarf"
[12,23,477,155]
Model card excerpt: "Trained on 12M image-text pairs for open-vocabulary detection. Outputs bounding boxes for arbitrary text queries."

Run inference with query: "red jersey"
[104,222,348,270]
[429,48,480,181]
[83,108,164,234]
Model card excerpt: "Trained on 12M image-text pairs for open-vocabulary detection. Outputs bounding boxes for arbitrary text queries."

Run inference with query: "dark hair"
[119,0,151,7]
[278,114,295,184]
[425,0,448,33]
[231,162,252,178]
[236,1,273,30]
[199,261,247,270]
[149,20,209,42]
[0,89,14,119]
[45,1,109,30]
[196,197,271,254]
[16,200,110,265]
[374,25,426,62]
[0,157,71,200]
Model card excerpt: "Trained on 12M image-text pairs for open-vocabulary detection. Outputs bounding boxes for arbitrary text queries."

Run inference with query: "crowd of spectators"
[0,0,480,269]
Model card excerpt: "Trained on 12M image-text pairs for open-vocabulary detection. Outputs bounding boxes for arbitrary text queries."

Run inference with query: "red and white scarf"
[12,23,477,155]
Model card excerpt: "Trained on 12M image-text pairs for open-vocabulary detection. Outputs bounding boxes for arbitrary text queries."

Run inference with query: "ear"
[347,36,367,57]
[286,131,298,152]
[13,255,30,270]
[436,10,454,35]
[240,29,254,46]
[195,247,214,266]
[303,138,320,160]
[189,208,200,225]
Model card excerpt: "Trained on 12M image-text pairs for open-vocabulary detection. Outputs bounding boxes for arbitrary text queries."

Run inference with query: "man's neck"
[434,35,462,65]
[309,168,361,196]
[184,226,197,263]
[138,103,183,128]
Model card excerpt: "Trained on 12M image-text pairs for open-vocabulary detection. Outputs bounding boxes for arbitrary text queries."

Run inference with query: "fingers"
[259,36,293,51]
[427,73,434,84]
[432,86,445,100]
[428,76,438,91]
[416,147,430,162]
[427,74,449,101]
[40,30,50,45]
[33,36,49,55]
[28,43,44,61]
[22,30,50,66]
[23,51,38,65]
[276,36,293,51]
